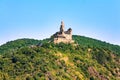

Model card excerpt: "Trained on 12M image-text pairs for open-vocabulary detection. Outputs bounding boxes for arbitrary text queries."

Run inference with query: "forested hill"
[73,35,120,55]
[0,38,41,54]
[0,35,119,80]
[0,35,120,55]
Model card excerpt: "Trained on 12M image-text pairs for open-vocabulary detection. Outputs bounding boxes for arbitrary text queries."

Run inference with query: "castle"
[53,21,74,44]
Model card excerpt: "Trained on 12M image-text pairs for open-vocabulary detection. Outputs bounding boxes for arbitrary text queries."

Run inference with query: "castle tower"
[68,28,72,34]
[60,21,64,34]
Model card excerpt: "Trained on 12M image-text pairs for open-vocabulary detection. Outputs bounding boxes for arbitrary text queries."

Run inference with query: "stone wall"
[54,37,74,44]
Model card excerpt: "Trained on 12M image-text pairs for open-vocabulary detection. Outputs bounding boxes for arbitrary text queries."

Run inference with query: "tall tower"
[60,21,64,34]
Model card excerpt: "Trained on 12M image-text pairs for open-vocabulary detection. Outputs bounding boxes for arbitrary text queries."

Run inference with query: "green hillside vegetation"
[0,39,40,54]
[73,35,120,55]
[0,35,119,80]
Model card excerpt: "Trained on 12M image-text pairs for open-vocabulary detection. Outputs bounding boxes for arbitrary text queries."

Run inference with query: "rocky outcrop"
[88,67,108,80]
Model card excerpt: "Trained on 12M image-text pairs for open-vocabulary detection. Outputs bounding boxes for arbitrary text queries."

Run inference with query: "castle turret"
[60,21,64,34]
[67,28,72,34]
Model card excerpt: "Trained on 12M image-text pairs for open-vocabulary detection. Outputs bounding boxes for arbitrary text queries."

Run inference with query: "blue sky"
[0,0,120,45]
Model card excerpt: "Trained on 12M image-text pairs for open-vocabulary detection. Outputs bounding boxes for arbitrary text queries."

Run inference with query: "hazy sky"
[0,0,120,45]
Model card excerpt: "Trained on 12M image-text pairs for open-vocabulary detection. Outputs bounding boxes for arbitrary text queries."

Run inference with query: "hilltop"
[0,35,120,80]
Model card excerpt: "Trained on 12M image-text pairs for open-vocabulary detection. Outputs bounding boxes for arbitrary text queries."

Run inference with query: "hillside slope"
[73,35,120,55]
[0,35,119,80]
[0,38,41,54]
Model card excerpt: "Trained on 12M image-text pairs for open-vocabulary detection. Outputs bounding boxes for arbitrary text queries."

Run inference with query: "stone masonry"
[53,21,74,44]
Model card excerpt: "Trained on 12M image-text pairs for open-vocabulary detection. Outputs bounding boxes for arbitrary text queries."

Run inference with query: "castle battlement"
[53,21,74,44]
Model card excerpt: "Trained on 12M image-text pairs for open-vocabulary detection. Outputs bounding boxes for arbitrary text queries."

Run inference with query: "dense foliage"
[0,39,40,54]
[73,35,120,55]
[0,35,119,80]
